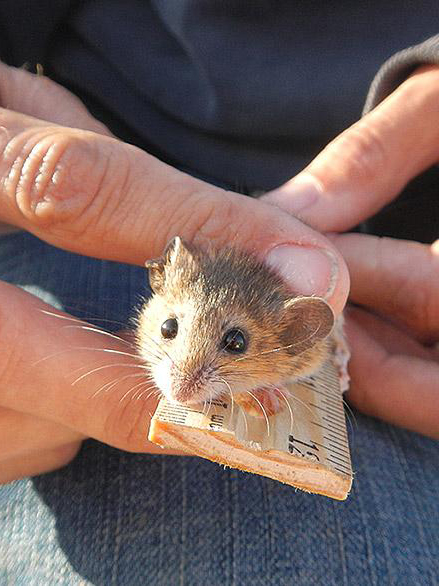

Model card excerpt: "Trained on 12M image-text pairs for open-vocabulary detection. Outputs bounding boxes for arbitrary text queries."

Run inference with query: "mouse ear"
[163,236,193,265]
[283,296,335,355]
[145,256,166,293]
[145,236,193,293]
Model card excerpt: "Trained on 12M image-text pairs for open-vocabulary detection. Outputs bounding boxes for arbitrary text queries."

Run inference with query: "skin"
[0,62,438,484]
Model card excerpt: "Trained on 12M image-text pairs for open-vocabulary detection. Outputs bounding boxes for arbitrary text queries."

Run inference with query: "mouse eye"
[221,329,247,354]
[161,318,178,339]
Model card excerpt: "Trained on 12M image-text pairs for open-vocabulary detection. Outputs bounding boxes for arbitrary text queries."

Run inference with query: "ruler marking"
[325,451,350,465]
[314,406,346,425]
[326,458,352,475]
[326,457,351,472]
[307,387,341,404]
[325,431,349,444]
[315,379,339,393]
[317,396,343,409]
[317,400,346,418]
[327,465,351,477]
[321,395,341,404]
[311,421,346,440]
[312,422,346,438]
[162,413,186,420]
[309,402,344,419]
[322,414,347,428]
[323,435,349,450]
[312,441,350,458]
[301,379,337,393]
[321,404,348,420]
[323,414,346,426]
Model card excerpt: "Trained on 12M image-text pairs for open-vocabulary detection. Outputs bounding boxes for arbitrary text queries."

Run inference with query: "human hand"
[0,63,350,482]
[263,65,439,438]
[331,234,439,439]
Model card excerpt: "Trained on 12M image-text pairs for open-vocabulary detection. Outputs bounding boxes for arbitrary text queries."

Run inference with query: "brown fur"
[135,237,334,406]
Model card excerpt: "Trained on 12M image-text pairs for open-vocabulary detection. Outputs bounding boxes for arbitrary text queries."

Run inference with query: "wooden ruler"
[149,353,353,500]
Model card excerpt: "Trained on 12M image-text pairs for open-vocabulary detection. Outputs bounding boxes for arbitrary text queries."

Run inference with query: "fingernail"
[274,176,322,214]
[265,245,337,296]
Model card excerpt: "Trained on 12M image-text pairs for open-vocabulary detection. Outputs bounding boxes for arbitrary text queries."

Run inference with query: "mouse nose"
[170,368,204,404]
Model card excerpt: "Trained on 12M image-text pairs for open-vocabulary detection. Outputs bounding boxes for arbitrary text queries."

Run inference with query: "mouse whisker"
[135,331,175,366]
[91,373,135,400]
[245,390,270,436]
[274,386,294,434]
[216,369,275,385]
[118,381,150,404]
[240,401,249,440]
[130,380,155,401]
[342,398,357,446]
[33,346,144,367]
[203,392,213,417]
[135,386,161,402]
[201,395,208,416]
[40,306,135,329]
[279,386,314,417]
[60,324,137,345]
[74,347,143,360]
[140,343,165,360]
[216,376,235,420]
[38,309,134,345]
[260,326,323,357]
[70,359,147,378]
[232,324,323,364]
[71,362,147,386]
[121,379,159,405]
[199,353,221,378]
[90,372,150,400]
[138,350,163,366]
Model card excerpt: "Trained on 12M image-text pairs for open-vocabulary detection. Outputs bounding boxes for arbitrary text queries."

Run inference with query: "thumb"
[0,112,349,314]
[264,65,439,232]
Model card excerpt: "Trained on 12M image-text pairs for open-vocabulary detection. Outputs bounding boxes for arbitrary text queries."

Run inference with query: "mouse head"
[137,237,334,406]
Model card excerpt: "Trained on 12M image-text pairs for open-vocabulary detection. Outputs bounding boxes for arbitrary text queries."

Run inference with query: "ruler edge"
[149,415,353,501]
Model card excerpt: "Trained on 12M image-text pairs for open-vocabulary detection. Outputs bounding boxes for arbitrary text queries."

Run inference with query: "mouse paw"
[235,386,286,418]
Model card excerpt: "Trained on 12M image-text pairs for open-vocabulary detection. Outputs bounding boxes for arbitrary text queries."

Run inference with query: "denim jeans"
[0,231,438,586]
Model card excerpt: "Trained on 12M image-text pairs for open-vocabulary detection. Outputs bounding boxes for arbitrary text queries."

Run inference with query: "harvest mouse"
[136,237,336,418]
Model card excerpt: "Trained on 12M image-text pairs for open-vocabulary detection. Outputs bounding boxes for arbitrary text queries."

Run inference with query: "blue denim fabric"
[0,231,438,586]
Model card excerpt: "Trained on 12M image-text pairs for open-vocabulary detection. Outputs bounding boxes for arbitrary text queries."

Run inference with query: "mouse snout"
[169,366,206,404]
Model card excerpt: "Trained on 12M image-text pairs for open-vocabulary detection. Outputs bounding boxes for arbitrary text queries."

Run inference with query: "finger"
[0,62,111,135]
[0,110,349,313]
[0,406,83,458]
[0,282,185,454]
[264,65,439,231]
[346,306,439,361]
[0,442,82,485]
[331,233,439,343]
[345,309,439,439]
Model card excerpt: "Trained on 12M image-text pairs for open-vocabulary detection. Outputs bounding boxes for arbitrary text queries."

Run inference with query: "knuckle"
[147,183,241,253]
[348,352,388,418]
[195,191,238,243]
[1,127,109,234]
[394,275,437,338]
[328,121,388,186]
[373,238,438,339]
[177,190,249,250]
[382,241,439,338]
